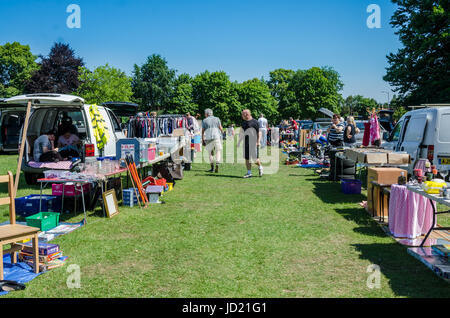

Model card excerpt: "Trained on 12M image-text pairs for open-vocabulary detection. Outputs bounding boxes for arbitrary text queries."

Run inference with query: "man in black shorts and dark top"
[238,109,263,178]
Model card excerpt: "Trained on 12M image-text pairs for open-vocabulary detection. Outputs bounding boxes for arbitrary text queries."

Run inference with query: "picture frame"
[102,189,119,218]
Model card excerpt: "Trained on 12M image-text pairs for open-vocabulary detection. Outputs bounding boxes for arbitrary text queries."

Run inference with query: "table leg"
[380,189,384,223]
[0,243,3,280]
[81,185,87,224]
[32,234,39,273]
[371,185,375,217]
[101,180,106,218]
[62,183,65,214]
[420,198,436,247]
[39,182,43,213]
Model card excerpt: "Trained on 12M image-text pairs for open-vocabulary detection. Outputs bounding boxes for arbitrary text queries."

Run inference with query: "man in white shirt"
[258,114,268,148]
[202,109,224,173]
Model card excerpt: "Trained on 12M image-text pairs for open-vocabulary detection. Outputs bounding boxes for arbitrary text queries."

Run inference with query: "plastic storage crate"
[25,212,60,231]
[341,179,362,194]
[123,189,138,207]
[15,195,62,217]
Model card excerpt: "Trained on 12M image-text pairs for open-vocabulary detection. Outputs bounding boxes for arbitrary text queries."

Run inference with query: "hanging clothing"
[89,104,109,150]
[370,113,381,145]
[127,115,187,138]
[362,122,371,147]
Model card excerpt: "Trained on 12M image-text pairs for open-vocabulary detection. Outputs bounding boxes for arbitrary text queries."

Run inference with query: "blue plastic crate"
[15,195,62,217]
[341,179,362,195]
[123,189,138,207]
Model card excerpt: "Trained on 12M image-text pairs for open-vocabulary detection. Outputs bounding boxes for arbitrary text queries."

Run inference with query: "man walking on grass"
[202,108,223,173]
[238,109,263,178]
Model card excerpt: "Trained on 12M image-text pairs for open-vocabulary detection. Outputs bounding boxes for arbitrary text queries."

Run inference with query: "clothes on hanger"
[127,114,187,138]
[370,113,381,146]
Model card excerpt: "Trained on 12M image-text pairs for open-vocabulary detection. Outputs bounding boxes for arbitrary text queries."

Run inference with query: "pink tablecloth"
[389,184,436,239]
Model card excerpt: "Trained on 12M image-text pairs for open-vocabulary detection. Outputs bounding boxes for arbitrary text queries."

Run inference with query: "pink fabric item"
[369,114,380,144]
[27,161,73,170]
[388,184,436,239]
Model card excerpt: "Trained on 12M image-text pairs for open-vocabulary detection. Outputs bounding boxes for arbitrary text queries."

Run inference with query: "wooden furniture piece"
[0,171,40,280]
[367,167,407,214]
[370,181,391,222]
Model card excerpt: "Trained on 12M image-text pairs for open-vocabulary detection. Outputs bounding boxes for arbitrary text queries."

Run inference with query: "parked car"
[3,93,126,184]
[296,119,313,128]
[383,105,450,173]
[0,100,26,152]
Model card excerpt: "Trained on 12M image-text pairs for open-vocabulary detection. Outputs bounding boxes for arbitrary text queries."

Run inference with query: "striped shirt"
[328,122,345,142]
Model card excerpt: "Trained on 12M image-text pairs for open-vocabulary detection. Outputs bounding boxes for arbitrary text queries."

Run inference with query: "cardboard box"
[387,153,410,165]
[358,151,388,164]
[367,167,407,215]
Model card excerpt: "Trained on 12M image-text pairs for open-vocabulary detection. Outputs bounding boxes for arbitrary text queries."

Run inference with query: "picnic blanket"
[27,161,74,170]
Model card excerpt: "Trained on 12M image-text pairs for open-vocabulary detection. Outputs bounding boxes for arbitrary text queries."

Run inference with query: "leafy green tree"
[237,78,278,123]
[25,42,84,94]
[132,54,176,111]
[343,95,379,117]
[192,71,241,125]
[169,73,198,114]
[0,42,39,97]
[288,67,344,119]
[267,68,295,120]
[77,64,133,104]
[384,1,450,105]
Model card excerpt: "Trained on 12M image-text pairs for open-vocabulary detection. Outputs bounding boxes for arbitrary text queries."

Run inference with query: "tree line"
[0,42,379,125]
[1,1,447,124]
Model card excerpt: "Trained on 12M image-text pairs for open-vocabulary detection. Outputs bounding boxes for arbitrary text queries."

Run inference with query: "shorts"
[205,139,222,152]
[244,142,259,161]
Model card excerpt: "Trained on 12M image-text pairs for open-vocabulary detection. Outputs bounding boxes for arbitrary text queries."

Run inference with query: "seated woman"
[33,130,63,162]
[57,130,81,159]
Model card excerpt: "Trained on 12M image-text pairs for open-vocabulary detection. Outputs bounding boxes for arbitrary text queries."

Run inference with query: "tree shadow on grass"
[312,181,365,204]
[334,207,387,238]
[352,242,450,297]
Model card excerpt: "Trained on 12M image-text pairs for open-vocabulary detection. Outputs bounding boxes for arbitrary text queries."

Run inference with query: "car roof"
[3,93,85,106]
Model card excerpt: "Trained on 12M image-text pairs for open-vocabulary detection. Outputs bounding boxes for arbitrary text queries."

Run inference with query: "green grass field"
[0,148,449,298]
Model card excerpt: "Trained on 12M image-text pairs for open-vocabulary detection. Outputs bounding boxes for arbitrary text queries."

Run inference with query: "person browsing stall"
[202,109,224,173]
[238,109,263,178]
[327,114,345,147]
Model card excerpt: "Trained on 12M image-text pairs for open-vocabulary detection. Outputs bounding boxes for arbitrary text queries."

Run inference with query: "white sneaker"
[243,172,252,178]
[259,167,263,177]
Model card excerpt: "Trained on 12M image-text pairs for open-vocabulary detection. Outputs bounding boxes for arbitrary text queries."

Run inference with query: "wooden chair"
[0,171,40,280]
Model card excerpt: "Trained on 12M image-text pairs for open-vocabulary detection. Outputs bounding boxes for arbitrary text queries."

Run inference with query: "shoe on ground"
[243,172,252,178]
[259,168,263,177]
[207,168,214,173]
[215,165,219,173]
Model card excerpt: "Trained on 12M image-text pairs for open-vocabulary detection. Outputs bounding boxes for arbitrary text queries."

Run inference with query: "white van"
[383,105,450,174]
[3,94,126,184]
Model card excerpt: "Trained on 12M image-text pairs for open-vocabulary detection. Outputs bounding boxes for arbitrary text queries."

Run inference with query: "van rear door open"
[397,113,428,166]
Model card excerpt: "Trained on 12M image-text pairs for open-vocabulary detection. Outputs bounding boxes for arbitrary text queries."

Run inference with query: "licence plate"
[439,158,450,165]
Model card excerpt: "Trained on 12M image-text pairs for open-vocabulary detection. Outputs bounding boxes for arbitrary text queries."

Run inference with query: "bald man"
[238,109,263,178]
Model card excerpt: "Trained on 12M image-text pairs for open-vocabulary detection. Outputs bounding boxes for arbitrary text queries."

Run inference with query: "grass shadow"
[312,181,365,204]
[352,242,450,297]
[334,207,387,238]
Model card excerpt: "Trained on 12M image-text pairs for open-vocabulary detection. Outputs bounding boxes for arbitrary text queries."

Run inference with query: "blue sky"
[0,0,401,103]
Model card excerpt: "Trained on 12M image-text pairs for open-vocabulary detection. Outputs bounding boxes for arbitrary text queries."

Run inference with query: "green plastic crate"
[25,212,60,231]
